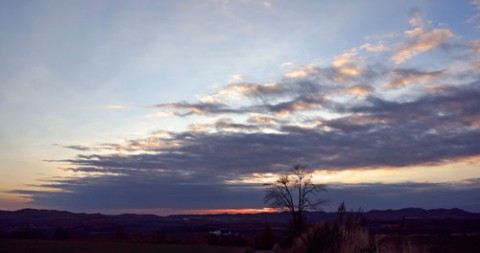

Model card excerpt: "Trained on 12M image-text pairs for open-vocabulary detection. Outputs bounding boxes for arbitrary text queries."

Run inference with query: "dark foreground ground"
[0,239,246,253]
[382,234,480,253]
[1,208,479,252]
[1,235,479,253]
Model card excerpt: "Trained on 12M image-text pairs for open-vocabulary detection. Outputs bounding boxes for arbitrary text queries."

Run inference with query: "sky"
[1,0,479,215]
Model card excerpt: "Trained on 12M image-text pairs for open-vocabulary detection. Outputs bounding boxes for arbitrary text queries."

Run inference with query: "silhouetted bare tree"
[264,164,327,233]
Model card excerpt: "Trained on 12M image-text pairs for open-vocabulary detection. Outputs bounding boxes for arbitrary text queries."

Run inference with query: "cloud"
[473,61,480,72]
[229,74,245,83]
[16,12,480,212]
[145,111,176,118]
[154,101,244,116]
[155,97,330,117]
[364,32,399,41]
[14,176,480,212]
[280,61,294,69]
[330,49,369,80]
[384,68,444,88]
[467,0,480,28]
[360,42,388,52]
[408,8,423,27]
[262,0,273,8]
[425,84,457,93]
[392,28,453,64]
[50,82,480,177]
[53,144,91,151]
[328,179,480,211]
[22,80,480,211]
[336,65,364,76]
[214,117,260,132]
[389,12,454,64]
[198,82,284,103]
[332,48,359,67]
[471,40,480,53]
[12,177,265,211]
[63,145,91,151]
[342,84,375,97]
[283,65,319,79]
[246,113,284,126]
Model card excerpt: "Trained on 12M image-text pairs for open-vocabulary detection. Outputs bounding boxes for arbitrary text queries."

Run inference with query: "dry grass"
[277,209,427,253]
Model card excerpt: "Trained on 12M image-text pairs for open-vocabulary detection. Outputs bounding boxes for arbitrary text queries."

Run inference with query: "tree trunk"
[292,211,303,233]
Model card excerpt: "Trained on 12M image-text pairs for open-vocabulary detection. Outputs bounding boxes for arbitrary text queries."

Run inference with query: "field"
[1,209,480,252]
[0,239,246,253]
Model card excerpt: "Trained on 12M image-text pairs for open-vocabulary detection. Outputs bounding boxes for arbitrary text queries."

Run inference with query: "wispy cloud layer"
[391,12,454,64]
[102,105,129,110]
[467,0,480,29]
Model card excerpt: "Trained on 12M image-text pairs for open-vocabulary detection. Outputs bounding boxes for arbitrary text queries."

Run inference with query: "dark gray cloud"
[154,101,250,116]
[13,177,480,212]
[327,179,480,212]
[64,82,480,173]
[27,81,480,212]
[155,93,337,116]
[53,144,91,151]
[384,68,444,88]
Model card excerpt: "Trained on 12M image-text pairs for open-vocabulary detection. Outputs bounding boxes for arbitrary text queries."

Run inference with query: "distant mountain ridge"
[364,207,480,220]
[1,207,479,224]
[1,207,480,239]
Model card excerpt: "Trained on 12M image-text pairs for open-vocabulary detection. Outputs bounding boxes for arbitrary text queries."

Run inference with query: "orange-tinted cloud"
[199,82,283,103]
[332,48,359,67]
[343,84,374,97]
[392,27,453,64]
[384,69,444,88]
[471,40,480,53]
[360,42,388,52]
[102,105,128,110]
[337,65,364,76]
[283,67,319,79]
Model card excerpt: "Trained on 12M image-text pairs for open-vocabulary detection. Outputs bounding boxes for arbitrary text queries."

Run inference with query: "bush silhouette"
[257,222,275,250]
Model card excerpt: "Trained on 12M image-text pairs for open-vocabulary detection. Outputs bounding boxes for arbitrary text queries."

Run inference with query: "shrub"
[278,203,426,253]
[257,222,275,250]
